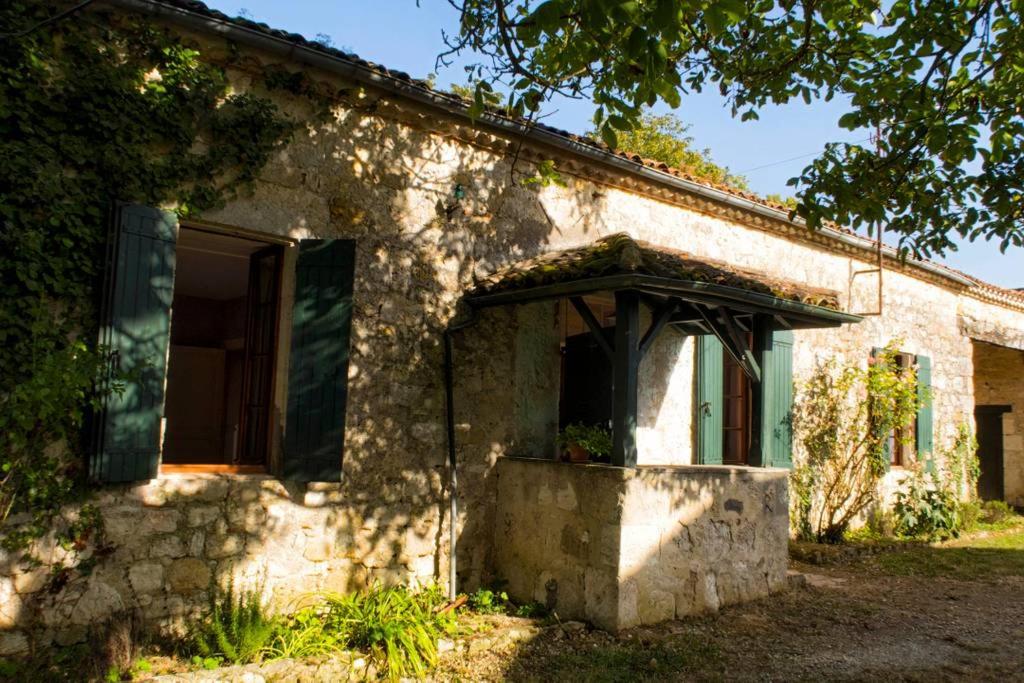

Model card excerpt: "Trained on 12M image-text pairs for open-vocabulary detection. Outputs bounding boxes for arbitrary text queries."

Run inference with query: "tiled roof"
[471,233,843,310]
[136,1,1022,306]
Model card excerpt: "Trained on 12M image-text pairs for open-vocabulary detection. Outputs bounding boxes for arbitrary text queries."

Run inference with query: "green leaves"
[588,110,749,188]
[450,0,1024,255]
[0,2,292,558]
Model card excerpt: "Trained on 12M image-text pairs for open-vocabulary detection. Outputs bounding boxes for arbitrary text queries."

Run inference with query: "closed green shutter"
[284,239,356,482]
[92,204,177,483]
[697,335,723,465]
[761,329,794,469]
[916,354,934,473]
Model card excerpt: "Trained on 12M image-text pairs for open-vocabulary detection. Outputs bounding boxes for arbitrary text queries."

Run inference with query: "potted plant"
[556,423,613,463]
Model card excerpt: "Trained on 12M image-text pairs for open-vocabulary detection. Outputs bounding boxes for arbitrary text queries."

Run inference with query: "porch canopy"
[463,234,861,467]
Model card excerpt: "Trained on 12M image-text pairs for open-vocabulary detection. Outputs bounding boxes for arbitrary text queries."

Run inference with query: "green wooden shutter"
[916,355,934,473]
[92,204,177,483]
[697,335,723,465]
[761,329,794,469]
[284,239,355,482]
[870,347,893,471]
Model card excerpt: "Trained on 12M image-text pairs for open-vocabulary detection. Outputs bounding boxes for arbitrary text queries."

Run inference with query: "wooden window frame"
[159,223,292,477]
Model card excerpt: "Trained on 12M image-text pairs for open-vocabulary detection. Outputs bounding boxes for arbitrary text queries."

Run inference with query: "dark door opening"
[162,228,282,469]
[976,405,1010,501]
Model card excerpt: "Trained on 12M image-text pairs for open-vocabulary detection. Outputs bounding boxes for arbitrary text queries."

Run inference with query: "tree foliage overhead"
[444,0,1024,256]
[586,111,750,190]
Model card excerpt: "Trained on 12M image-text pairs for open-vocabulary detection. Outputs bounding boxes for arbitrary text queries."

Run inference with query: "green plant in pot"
[557,423,612,463]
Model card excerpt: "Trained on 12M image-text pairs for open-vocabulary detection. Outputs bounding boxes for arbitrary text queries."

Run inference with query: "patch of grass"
[528,639,720,683]
[871,522,1024,579]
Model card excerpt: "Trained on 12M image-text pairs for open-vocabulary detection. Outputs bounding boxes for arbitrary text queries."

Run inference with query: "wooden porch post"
[612,290,640,467]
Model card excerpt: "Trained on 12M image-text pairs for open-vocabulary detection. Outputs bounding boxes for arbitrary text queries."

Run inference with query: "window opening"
[162,227,282,470]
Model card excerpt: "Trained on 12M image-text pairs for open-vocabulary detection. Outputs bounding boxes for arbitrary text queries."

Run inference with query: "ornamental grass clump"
[318,584,455,679]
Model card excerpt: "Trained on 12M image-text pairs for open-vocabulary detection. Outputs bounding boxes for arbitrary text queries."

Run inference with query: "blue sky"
[208,0,1022,288]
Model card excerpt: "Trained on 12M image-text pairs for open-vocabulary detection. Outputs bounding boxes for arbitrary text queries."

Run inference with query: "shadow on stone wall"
[492,458,789,634]
[1,56,618,655]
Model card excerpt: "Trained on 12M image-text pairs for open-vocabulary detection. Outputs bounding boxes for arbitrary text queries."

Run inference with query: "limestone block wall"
[0,474,443,655]
[972,341,1024,505]
[493,458,788,631]
[8,14,1024,648]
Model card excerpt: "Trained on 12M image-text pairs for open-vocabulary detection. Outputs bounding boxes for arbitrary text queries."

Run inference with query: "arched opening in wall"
[162,227,283,472]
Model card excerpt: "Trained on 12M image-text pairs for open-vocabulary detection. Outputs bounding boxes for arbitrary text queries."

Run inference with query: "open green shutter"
[761,329,794,469]
[284,239,355,482]
[871,347,892,472]
[92,204,177,483]
[697,335,723,465]
[916,355,934,473]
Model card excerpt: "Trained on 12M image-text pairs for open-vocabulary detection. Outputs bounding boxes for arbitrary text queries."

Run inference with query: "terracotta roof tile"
[471,233,843,310]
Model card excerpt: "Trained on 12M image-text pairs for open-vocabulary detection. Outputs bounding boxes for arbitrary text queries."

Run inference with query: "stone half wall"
[0,474,442,655]
[493,458,789,632]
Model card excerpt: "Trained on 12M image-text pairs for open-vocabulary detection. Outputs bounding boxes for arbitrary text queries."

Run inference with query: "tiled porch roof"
[470,233,843,311]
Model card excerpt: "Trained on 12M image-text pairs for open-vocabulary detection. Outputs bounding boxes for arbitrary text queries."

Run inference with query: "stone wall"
[7,11,1024,649]
[493,458,788,632]
[973,341,1024,505]
[0,474,444,655]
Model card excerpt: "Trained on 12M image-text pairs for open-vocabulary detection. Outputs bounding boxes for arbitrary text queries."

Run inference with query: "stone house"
[3,0,1024,653]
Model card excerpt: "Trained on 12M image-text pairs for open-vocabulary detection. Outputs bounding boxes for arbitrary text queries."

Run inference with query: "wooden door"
[975,405,1010,501]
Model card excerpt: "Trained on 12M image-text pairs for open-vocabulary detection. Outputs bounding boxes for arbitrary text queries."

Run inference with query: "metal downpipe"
[442,312,475,601]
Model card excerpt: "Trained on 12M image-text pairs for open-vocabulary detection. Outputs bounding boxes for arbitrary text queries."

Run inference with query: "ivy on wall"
[0,1,296,559]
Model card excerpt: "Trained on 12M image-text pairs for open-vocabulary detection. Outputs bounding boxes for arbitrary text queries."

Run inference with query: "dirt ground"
[435,525,1024,682]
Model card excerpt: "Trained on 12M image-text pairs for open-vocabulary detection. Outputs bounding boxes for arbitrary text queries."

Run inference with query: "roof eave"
[111,0,975,292]
[466,274,861,329]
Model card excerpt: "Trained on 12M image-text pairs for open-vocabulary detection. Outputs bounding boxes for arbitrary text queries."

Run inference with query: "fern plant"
[187,579,282,665]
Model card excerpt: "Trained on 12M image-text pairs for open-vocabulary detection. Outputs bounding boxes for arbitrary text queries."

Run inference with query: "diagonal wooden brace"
[569,296,614,361]
[696,304,761,382]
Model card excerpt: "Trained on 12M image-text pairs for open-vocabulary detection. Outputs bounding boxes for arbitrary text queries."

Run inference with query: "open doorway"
[162,227,282,471]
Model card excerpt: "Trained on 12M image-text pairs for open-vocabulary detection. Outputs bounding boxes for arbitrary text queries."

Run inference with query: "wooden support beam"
[773,314,793,330]
[612,290,640,468]
[696,305,761,382]
[569,296,614,361]
[639,298,679,358]
[718,308,761,383]
[746,316,770,466]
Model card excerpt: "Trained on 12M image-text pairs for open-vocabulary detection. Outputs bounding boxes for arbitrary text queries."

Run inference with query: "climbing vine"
[790,342,923,543]
[0,2,296,560]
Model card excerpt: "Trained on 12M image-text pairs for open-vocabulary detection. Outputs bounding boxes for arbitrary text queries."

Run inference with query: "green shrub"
[319,585,455,679]
[187,580,282,665]
[893,474,961,540]
[958,500,983,531]
[467,588,510,614]
[556,423,613,462]
[981,499,1015,524]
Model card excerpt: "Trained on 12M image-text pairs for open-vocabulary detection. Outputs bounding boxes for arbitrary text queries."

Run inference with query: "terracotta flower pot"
[567,443,590,463]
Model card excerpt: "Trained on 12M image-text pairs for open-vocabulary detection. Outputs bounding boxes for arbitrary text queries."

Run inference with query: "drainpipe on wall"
[443,310,476,601]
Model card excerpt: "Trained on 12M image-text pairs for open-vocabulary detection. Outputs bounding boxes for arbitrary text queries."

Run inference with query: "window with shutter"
[92,204,177,483]
[283,239,356,482]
